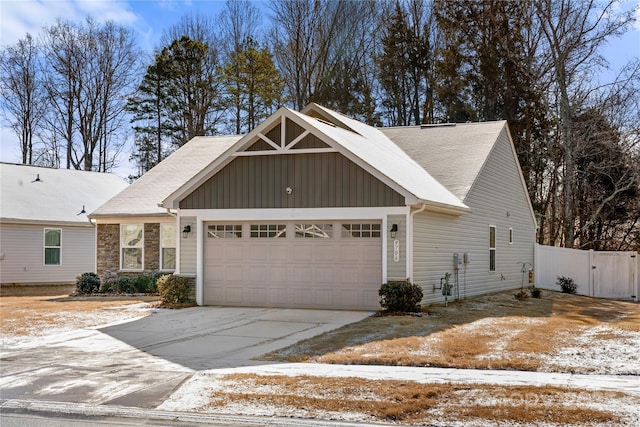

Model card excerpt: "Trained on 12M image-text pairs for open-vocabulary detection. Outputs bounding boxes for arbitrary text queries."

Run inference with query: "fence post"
[589,249,595,297]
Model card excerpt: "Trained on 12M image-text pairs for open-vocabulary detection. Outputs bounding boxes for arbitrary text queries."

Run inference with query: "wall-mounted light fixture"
[32,174,42,183]
[390,223,398,238]
[182,225,191,238]
[77,205,86,215]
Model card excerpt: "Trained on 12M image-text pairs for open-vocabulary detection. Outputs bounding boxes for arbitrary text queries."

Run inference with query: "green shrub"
[116,277,135,294]
[528,285,543,298]
[132,275,153,293]
[76,272,100,294]
[99,278,117,293]
[556,276,577,294]
[157,275,192,304]
[379,281,423,313]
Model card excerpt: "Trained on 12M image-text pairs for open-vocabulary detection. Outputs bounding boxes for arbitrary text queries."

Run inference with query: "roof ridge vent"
[420,123,457,129]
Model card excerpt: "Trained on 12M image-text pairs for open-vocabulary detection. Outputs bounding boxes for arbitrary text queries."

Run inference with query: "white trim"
[120,223,144,271]
[43,228,62,266]
[233,147,338,156]
[196,217,204,306]
[159,223,177,271]
[382,216,388,283]
[183,207,408,222]
[284,129,310,149]
[257,133,280,150]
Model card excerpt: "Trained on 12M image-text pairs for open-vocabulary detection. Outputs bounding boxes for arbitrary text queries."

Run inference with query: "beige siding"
[386,214,407,280]
[180,152,404,209]
[180,217,197,274]
[0,223,95,284]
[412,128,536,304]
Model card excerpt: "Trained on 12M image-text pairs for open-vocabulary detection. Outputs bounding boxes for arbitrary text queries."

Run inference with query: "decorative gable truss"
[235,115,336,156]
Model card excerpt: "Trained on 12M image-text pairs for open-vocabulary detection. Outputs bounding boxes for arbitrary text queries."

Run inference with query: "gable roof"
[162,105,470,214]
[380,121,507,201]
[0,163,128,225]
[90,136,241,218]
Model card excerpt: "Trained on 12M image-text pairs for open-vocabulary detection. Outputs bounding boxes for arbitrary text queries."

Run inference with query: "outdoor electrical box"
[463,252,470,264]
[453,253,461,270]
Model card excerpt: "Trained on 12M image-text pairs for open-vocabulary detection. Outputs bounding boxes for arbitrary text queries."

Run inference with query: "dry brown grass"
[264,290,640,374]
[205,373,630,425]
[0,294,158,336]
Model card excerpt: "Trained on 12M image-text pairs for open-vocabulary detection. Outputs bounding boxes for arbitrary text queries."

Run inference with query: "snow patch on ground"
[542,324,640,374]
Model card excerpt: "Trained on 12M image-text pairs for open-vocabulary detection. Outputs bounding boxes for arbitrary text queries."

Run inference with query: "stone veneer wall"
[97,224,119,276]
[144,223,160,271]
[96,223,195,301]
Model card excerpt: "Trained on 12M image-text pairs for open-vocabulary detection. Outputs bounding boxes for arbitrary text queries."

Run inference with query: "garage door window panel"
[341,223,381,238]
[295,224,333,238]
[208,224,242,238]
[250,224,286,238]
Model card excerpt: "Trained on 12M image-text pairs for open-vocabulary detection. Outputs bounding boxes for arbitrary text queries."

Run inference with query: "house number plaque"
[393,239,400,262]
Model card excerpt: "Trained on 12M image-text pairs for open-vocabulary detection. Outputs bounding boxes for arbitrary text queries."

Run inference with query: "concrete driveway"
[0,306,370,408]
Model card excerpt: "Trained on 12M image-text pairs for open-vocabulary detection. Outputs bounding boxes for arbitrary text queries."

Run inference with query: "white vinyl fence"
[534,244,639,302]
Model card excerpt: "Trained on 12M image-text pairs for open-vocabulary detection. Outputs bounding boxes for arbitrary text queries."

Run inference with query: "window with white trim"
[160,223,176,270]
[509,228,514,245]
[121,224,143,270]
[44,228,61,265]
[341,223,381,238]
[250,224,286,238]
[208,224,242,238]
[489,225,496,271]
[295,224,333,238]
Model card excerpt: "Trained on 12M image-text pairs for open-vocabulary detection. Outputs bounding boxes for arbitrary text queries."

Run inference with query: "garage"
[204,221,382,310]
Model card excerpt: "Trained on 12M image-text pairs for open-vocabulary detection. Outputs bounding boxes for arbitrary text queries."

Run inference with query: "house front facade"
[90,104,537,310]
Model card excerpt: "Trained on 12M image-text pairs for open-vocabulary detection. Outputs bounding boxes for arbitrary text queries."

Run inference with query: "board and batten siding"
[179,152,405,209]
[0,223,95,284]
[412,127,536,304]
[386,214,407,280]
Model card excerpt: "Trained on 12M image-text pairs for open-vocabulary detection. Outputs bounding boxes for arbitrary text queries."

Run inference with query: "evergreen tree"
[222,37,283,133]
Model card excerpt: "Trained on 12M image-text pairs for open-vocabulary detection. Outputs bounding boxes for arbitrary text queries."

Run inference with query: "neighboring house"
[0,163,128,288]
[90,104,537,310]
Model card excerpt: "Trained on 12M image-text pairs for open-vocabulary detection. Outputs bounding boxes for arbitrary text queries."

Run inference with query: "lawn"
[2,289,639,426]
[181,290,640,426]
[0,294,158,340]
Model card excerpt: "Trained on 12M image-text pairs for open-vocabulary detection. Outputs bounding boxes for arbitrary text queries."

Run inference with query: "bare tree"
[40,18,138,171]
[0,34,46,165]
[270,0,381,112]
[535,0,634,247]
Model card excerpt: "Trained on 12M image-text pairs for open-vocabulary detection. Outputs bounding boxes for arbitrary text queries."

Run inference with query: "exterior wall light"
[182,225,191,238]
[390,223,398,238]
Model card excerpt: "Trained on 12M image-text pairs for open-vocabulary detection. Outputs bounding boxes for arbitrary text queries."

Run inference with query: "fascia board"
[0,218,95,227]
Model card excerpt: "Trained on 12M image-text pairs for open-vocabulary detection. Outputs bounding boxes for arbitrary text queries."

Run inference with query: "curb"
[0,398,389,427]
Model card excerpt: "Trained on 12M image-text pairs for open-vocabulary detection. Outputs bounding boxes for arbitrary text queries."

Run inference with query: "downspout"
[408,203,427,282]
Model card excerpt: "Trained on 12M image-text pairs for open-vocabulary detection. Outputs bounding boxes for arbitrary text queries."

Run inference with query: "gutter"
[408,203,427,282]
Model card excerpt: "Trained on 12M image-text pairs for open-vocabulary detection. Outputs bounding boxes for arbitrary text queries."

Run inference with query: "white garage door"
[204,221,382,310]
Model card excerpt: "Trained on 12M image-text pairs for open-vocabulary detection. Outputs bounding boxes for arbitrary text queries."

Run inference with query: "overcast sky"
[1,0,639,179]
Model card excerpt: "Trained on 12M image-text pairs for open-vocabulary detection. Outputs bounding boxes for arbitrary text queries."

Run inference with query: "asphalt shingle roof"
[90,136,240,217]
[0,163,128,224]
